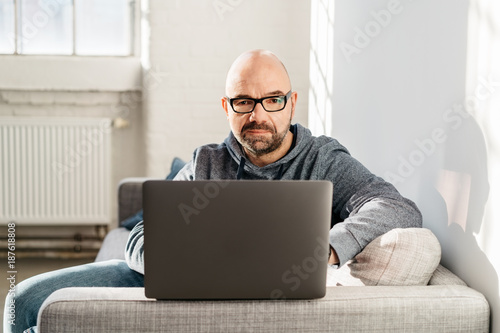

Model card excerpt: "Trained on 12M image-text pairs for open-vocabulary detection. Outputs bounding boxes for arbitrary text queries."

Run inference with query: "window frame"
[0,0,142,91]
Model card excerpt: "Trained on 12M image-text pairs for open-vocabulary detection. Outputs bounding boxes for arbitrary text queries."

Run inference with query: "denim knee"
[3,259,143,333]
[4,274,44,333]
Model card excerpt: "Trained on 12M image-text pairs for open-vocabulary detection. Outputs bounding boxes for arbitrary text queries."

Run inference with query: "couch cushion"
[94,227,131,262]
[428,264,467,286]
[327,228,441,286]
[166,157,186,180]
[121,209,145,230]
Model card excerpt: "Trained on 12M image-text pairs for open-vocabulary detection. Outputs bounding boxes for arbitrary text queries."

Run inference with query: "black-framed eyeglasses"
[227,91,292,114]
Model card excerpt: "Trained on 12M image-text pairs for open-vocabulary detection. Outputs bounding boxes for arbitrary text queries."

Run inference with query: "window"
[0,0,135,56]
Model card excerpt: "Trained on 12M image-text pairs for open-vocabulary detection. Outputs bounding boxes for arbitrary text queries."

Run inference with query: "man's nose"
[249,102,267,122]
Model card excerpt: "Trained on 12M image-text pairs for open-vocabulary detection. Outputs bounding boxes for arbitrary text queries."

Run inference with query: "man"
[127,49,421,273]
[4,50,421,333]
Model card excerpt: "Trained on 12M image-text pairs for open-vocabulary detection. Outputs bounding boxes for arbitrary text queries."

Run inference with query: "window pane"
[18,0,73,55]
[75,0,132,56]
[0,0,15,54]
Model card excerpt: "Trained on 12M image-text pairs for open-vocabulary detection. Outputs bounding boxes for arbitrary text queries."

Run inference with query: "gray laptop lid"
[143,180,333,300]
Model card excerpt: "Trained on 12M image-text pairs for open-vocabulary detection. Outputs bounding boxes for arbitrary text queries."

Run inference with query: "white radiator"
[0,117,112,225]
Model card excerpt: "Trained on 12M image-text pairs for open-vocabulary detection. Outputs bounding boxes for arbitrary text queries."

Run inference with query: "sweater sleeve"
[124,158,196,274]
[322,147,422,266]
[174,160,195,180]
[125,219,145,274]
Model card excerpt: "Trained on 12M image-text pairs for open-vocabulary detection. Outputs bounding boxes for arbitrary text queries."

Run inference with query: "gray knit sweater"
[126,124,422,274]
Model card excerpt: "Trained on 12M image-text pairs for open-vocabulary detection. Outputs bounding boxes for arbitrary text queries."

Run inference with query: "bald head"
[225,49,291,96]
[222,50,297,165]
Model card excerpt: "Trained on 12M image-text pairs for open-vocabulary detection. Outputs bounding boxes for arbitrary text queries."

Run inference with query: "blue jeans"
[3,259,144,333]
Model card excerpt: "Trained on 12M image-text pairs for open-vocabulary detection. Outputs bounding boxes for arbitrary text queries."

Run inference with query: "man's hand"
[328,246,339,265]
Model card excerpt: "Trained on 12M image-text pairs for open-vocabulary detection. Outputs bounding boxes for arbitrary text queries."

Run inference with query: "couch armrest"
[38,285,489,333]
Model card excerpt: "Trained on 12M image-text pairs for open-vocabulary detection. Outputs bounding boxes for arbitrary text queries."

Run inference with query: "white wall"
[143,0,311,177]
[309,0,499,330]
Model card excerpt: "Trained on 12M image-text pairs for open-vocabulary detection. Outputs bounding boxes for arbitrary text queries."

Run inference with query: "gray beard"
[236,120,291,157]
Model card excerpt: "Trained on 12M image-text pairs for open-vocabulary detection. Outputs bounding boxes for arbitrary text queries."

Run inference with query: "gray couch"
[37,178,490,332]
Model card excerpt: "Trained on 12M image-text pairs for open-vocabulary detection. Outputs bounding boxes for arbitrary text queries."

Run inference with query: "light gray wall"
[309,0,499,330]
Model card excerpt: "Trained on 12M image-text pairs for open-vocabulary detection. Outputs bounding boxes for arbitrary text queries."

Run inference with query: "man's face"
[222,55,297,157]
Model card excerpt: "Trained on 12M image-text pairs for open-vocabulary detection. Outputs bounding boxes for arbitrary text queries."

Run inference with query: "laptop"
[143,180,333,300]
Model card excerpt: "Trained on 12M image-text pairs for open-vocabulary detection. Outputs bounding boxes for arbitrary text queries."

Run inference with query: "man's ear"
[221,97,230,119]
[290,91,298,120]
